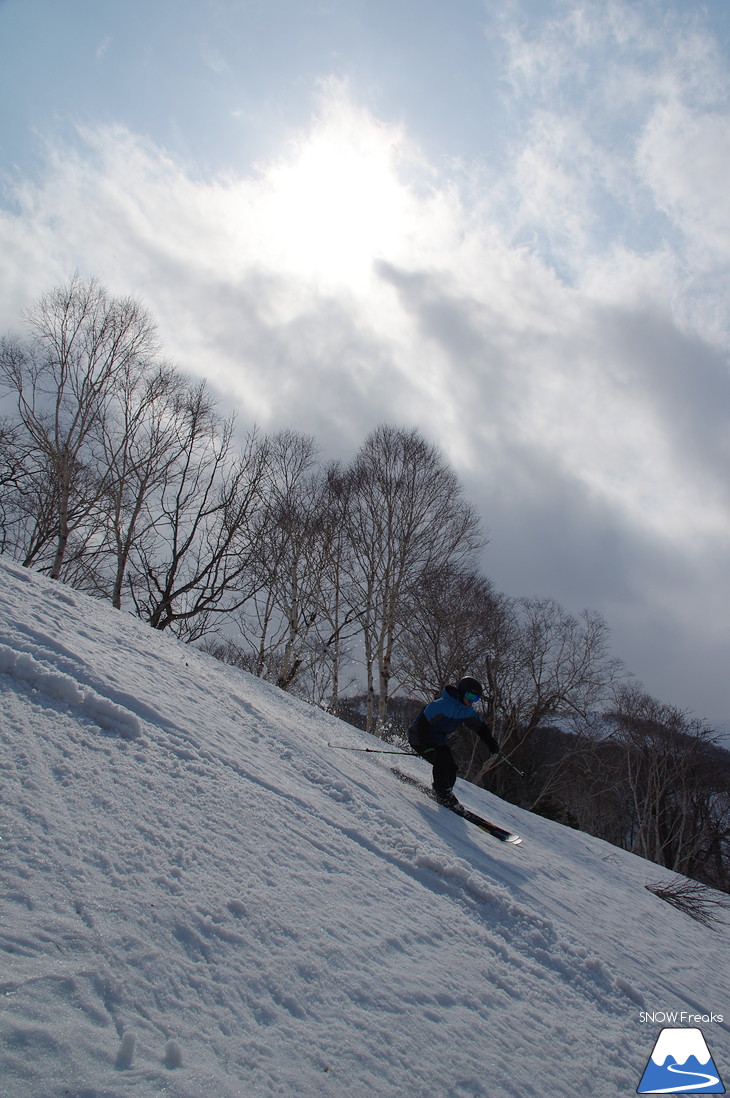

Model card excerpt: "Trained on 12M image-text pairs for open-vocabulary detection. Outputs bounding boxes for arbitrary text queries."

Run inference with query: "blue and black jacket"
[408,685,499,753]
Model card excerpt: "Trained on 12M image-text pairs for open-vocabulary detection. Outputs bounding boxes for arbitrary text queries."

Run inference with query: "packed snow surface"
[0,557,727,1097]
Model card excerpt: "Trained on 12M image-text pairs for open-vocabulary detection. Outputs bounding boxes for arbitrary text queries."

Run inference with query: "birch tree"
[604,685,727,876]
[235,430,326,689]
[341,425,483,732]
[469,596,622,787]
[0,275,158,579]
[127,386,269,637]
[312,462,362,713]
[95,362,189,608]
[400,567,500,695]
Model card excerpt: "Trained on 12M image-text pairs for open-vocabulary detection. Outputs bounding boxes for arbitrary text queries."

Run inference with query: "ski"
[392,769,523,845]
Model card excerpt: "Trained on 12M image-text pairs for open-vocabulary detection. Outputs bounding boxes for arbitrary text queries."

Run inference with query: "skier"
[407,676,499,807]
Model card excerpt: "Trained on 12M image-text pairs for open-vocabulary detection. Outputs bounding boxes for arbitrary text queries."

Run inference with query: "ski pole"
[498,752,525,778]
[327,743,416,756]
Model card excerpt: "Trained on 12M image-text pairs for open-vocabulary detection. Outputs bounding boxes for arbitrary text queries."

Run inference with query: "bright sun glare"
[264,107,411,287]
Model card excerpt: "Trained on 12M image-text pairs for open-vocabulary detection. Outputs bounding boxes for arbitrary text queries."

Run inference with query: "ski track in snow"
[0,558,728,1097]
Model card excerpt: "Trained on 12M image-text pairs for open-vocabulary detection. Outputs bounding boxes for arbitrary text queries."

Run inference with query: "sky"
[0,0,729,723]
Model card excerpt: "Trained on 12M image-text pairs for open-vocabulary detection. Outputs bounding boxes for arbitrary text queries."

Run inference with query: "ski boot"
[434,786,462,810]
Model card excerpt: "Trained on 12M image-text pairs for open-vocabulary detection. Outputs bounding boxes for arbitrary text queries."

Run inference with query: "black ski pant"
[413,744,457,795]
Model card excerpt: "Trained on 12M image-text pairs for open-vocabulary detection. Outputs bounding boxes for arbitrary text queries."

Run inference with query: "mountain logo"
[637,1028,725,1093]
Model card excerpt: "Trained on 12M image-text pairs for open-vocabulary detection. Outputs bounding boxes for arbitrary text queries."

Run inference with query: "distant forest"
[2,275,728,894]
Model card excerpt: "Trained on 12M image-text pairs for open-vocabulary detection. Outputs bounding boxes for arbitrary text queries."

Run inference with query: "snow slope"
[0,557,727,1098]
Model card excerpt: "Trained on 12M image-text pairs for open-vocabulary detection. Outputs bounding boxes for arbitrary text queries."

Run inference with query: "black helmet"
[457,676,483,702]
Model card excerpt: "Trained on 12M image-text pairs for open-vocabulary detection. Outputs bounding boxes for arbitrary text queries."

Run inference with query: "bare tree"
[0,275,158,579]
[488,686,730,893]
[469,596,622,786]
[603,684,729,878]
[0,416,38,556]
[127,385,269,637]
[310,461,363,713]
[340,425,483,733]
[233,430,326,689]
[94,361,189,607]
[228,434,364,700]
[400,567,501,697]
[646,877,729,928]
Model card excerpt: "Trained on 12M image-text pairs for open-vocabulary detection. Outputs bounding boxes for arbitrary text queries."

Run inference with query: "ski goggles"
[463,691,481,704]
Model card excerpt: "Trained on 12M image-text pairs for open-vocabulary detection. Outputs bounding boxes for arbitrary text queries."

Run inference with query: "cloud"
[493,2,730,286]
[639,102,730,262]
[0,80,727,529]
[95,34,112,61]
[0,16,729,716]
[202,45,228,74]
